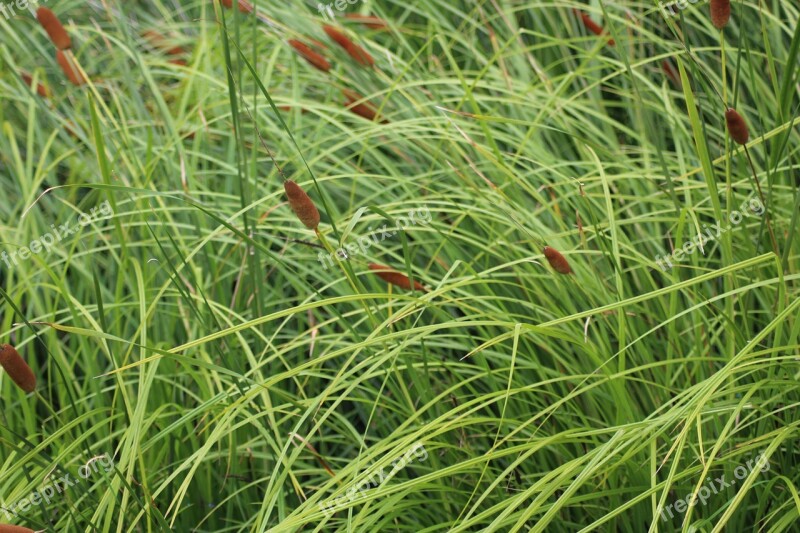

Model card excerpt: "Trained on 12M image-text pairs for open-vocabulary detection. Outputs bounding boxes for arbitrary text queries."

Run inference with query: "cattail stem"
[315,229,382,329]
[743,146,780,256]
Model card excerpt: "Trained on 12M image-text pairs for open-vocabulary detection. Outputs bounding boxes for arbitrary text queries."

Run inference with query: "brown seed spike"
[0,526,36,533]
[725,108,749,145]
[220,0,254,13]
[0,344,36,393]
[288,40,331,72]
[142,30,187,58]
[56,50,87,86]
[368,264,426,291]
[342,89,387,123]
[284,180,320,230]
[543,246,573,275]
[710,0,731,30]
[344,14,390,31]
[37,7,71,50]
[20,72,50,98]
[573,9,615,47]
[322,25,374,66]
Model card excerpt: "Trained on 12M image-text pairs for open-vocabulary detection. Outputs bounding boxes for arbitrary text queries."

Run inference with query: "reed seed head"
[725,108,749,145]
[368,263,426,291]
[0,526,36,533]
[573,9,615,46]
[56,50,87,86]
[284,180,320,230]
[543,246,573,275]
[662,60,681,87]
[0,344,36,393]
[220,0,254,14]
[37,7,71,50]
[342,90,386,123]
[288,39,331,72]
[142,30,186,57]
[322,25,374,66]
[344,14,389,30]
[710,0,731,29]
[20,71,50,98]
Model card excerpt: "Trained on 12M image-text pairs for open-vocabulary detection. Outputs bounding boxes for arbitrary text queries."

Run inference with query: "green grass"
[0,0,799,531]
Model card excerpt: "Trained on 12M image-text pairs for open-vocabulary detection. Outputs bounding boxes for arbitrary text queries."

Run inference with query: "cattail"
[725,108,749,144]
[710,0,731,29]
[56,50,87,86]
[0,344,36,393]
[543,246,573,275]
[342,89,387,123]
[368,264,426,291]
[322,25,374,66]
[573,9,615,46]
[344,14,389,30]
[284,180,320,229]
[142,30,187,57]
[65,120,80,138]
[288,39,331,72]
[278,105,309,114]
[662,59,681,87]
[220,0,254,14]
[0,526,36,533]
[20,71,50,98]
[142,30,188,65]
[37,7,71,50]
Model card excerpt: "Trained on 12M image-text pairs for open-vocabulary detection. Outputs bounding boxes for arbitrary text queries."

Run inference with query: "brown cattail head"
[20,71,50,98]
[56,50,87,86]
[662,60,681,87]
[288,39,331,72]
[0,344,36,393]
[220,0,254,14]
[142,30,187,58]
[284,180,320,229]
[573,9,615,46]
[37,7,71,50]
[0,525,36,533]
[368,263,426,291]
[543,246,573,275]
[322,25,374,66]
[725,108,749,144]
[342,89,387,123]
[710,0,731,30]
[344,14,390,30]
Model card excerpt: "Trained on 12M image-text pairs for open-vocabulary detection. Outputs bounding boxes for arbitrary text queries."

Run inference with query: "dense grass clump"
[0,1,798,531]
